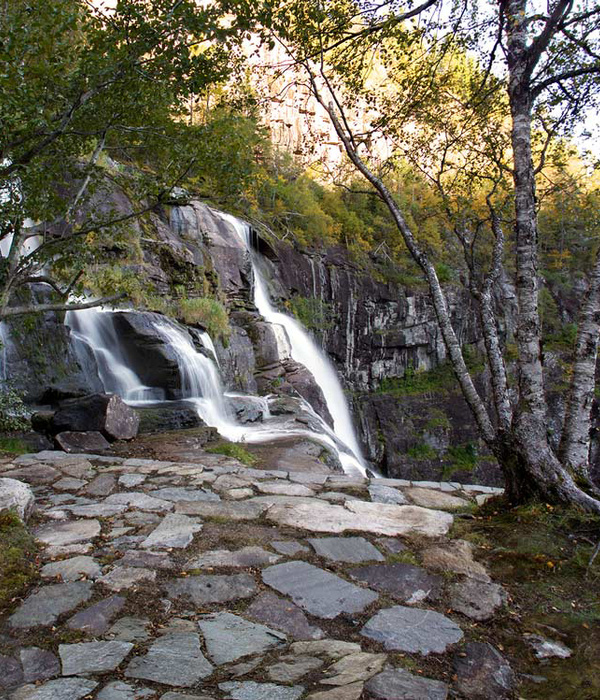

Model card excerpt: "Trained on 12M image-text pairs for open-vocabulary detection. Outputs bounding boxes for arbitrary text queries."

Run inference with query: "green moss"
[0,436,29,455]
[386,550,420,566]
[378,364,456,396]
[0,511,38,613]
[443,442,479,474]
[407,443,438,460]
[205,442,258,466]
[287,296,333,333]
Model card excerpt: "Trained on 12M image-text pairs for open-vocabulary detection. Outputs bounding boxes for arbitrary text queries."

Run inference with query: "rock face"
[0,478,34,520]
[52,394,140,441]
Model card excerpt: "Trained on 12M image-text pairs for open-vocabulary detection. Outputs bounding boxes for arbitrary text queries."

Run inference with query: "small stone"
[421,540,490,582]
[60,640,133,675]
[165,574,256,605]
[20,648,60,683]
[404,487,469,510]
[349,563,442,604]
[365,668,449,699]
[105,492,173,513]
[246,592,323,640]
[9,677,98,700]
[119,474,147,488]
[317,492,359,504]
[218,681,304,700]
[0,654,23,690]
[120,550,175,570]
[306,683,363,700]
[374,537,407,554]
[66,595,126,635]
[0,478,35,520]
[160,694,214,700]
[321,652,386,685]
[267,656,323,682]
[523,633,572,659]
[41,556,101,581]
[257,481,315,497]
[289,640,361,660]
[449,579,506,620]
[107,617,151,643]
[453,642,515,699]
[368,484,408,505]
[97,680,156,700]
[34,519,101,546]
[98,567,157,592]
[68,503,128,518]
[83,474,117,497]
[198,612,287,665]
[141,513,202,549]
[125,633,213,687]
[308,537,384,564]
[361,606,463,654]
[9,581,93,628]
[262,561,378,619]
[226,488,254,500]
[44,543,93,558]
[53,478,88,492]
[151,487,220,503]
[271,540,309,556]
[188,547,281,569]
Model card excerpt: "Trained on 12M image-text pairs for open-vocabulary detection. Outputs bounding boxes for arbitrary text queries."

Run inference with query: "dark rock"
[349,563,442,604]
[227,395,265,423]
[365,668,448,699]
[453,642,515,699]
[66,595,126,635]
[31,411,55,435]
[0,654,23,690]
[52,393,140,441]
[246,592,323,640]
[20,647,61,683]
[55,431,112,453]
[449,579,506,621]
[308,537,384,564]
[136,402,204,433]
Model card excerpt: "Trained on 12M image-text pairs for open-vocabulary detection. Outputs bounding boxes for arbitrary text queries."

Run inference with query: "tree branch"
[0,293,126,320]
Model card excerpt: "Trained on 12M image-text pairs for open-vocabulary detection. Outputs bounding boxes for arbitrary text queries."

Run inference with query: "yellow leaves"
[189,40,210,58]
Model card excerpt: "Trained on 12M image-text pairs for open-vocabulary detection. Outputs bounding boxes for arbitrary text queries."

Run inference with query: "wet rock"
[188,547,281,569]
[523,634,572,659]
[349,563,442,604]
[453,642,515,699]
[449,579,506,620]
[98,567,157,592]
[321,652,386,686]
[0,654,23,690]
[97,680,156,700]
[83,474,117,497]
[20,648,60,683]
[141,513,202,549]
[55,431,111,454]
[197,612,287,665]
[34,519,101,547]
[66,595,126,635]
[59,640,133,675]
[0,478,35,520]
[365,668,449,699]
[361,605,463,654]
[421,540,490,582]
[10,677,98,700]
[246,592,324,640]
[166,574,257,605]
[218,681,304,700]
[267,656,323,683]
[52,393,139,441]
[368,484,408,505]
[125,633,213,687]
[262,561,378,619]
[308,537,384,564]
[41,556,101,581]
[9,581,93,628]
[270,540,309,556]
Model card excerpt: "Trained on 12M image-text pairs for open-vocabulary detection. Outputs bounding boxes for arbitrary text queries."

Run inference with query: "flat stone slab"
[10,677,98,700]
[118,474,147,488]
[66,595,126,635]
[266,500,453,537]
[97,680,156,700]
[188,547,281,569]
[321,652,386,686]
[20,647,60,683]
[308,537,384,563]
[160,694,214,700]
[34,520,101,546]
[150,487,220,503]
[361,606,463,654]
[120,550,175,570]
[218,681,304,700]
[166,574,257,605]
[368,484,408,505]
[141,513,202,549]
[53,478,88,492]
[107,617,151,643]
[175,501,266,520]
[197,612,287,665]
[246,592,323,640]
[289,640,361,660]
[105,492,173,513]
[267,655,323,683]
[125,633,213,687]
[59,641,133,675]
[270,541,309,556]
[256,482,315,497]
[2,464,60,485]
[349,563,442,604]
[365,668,449,699]
[262,561,378,619]
[9,581,93,628]
[0,653,23,690]
[404,487,469,511]
[98,567,157,591]
[83,474,116,497]
[449,579,506,620]
[306,683,363,700]
[41,556,101,582]
[453,642,515,700]
[68,504,127,518]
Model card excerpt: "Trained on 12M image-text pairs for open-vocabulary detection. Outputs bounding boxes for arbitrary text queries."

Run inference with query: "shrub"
[0,387,29,433]
[178,297,230,343]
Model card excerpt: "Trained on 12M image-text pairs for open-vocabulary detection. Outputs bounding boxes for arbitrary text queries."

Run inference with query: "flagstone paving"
[0,450,509,699]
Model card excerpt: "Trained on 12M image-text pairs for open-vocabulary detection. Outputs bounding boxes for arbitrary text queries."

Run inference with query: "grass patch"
[441,442,479,478]
[387,550,420,566]
[205,442,259,466]
[407,443,438,460]
[0,436,28,455]
[0,511,38,613]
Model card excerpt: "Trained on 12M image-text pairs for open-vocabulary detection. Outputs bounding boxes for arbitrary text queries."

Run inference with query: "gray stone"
[317,492,359,504]
[523,634,572,659]
[9,581,93,628]
[151,487,220,503]
[53,478,88,492]
[165,574,257,605]
[449,579,506,620]
[289,640,361,660]
[141,513,202,549]
[365,669,448,699]
[2,464,60,485]
[98,567,157,592]
[256,481,315,497]
[125,633,213,687]
[105,492,173,513]
[218,682,304,700]
[306,684,363,700]
[83,474,117,497]
[68,503,127,518]
[321,652,386,685]
[422,540,490,582]
[59,640,133,675]
[405,487,469,510]
[175,501,266,520]
[10,677,98,700]
[368,484,408,505]
[262,561,378,619]
[246,591,323,640]
[197,612,286,665]
[55,431,111,455]
[188,547,281,568]
[160,695,214,700]
[34,519,101,546]
[0,478,35,520]
[44,543,93,558]
[120,550,175,570]
[453,643,515,700]
[119,474,147,488]
[125,511,161,526]
[267,656,323,682]
[374,537,407,554]
[349,563,442,604]
[20,648,60,683]
[66,595,126,635]
[361,606,463,654]
[308,537,384,563]
[0,654,23,690]
[41,556,101,581]
[270,540,309,556]
[107,617,151,643]
[97,681,156,700]
[266,500,453,537]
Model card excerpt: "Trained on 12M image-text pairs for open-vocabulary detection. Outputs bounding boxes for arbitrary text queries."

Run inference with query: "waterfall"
[218,211,368,476]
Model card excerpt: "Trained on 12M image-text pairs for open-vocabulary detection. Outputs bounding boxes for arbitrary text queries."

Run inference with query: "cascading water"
[218,211,368,476]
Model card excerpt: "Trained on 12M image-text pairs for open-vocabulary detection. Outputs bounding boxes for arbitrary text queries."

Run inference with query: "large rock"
[0,478,34,520]
[9,677,98,700]
[52,393,140,441]
[54,431,111,454]
[136,402,204,434]
[59,641,133,675]
[365,668,449,699]
[9,581,93,628]
[349,563,442,604]
[453,643,515,699]
[245,592,324,640]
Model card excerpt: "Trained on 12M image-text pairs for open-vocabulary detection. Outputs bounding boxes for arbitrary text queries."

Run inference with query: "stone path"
[0,450,511,700]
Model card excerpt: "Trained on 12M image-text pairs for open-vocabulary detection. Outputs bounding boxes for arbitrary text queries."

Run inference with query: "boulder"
[453,642,515,699]
[52,394,140,441]
[135,402,204,434]
[55,431,111,453]
[0,477,35,520]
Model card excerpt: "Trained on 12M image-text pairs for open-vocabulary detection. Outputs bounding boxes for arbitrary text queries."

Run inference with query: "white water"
[218,211,367,475]
[198,330,220,367]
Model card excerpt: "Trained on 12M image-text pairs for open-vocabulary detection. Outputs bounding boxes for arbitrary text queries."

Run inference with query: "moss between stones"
[0,511,39,614]
[205,442,259,466]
